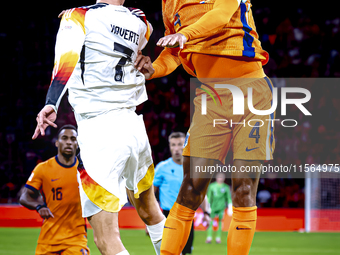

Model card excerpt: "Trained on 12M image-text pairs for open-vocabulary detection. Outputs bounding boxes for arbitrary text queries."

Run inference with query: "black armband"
[204,211,210,217]
[36,204,47,212]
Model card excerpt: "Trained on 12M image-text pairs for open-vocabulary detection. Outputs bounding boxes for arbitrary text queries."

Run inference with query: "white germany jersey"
[45,3,153,116]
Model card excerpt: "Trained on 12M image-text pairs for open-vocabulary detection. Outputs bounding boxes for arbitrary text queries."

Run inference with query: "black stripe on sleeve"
[25,184,39,195]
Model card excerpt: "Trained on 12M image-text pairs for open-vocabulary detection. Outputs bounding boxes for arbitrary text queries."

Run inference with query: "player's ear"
[55,140,59,148]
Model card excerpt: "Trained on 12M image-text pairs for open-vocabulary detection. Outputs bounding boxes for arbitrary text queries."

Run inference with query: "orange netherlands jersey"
[25,156,87,245]
[153,0,269,77]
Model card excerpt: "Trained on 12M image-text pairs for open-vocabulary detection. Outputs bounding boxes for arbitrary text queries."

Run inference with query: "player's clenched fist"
[157,33,188,49]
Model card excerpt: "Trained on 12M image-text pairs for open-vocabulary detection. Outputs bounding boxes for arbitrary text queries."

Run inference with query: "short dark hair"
[57,124,77,138]
[168,132,186,142]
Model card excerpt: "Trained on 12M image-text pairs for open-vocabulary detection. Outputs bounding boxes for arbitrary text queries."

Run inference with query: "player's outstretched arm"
[32,105,57,140]
[19,188,54,219]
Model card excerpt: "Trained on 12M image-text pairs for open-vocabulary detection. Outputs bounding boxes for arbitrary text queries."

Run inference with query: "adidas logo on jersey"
[110,24,139,45]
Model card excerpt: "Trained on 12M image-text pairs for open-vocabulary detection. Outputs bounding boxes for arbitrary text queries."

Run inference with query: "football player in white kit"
[32,1,166,255]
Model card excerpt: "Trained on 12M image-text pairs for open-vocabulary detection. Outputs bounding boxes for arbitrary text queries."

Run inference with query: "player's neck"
[57,154,76,166]
[172,157,183,165]
[97,0,124,6]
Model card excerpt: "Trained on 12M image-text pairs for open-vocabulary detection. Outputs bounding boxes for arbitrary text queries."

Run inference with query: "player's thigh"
[183,88,233,163]
[62,246,90,255]
[176,156,217,209]
[232,77,275,161]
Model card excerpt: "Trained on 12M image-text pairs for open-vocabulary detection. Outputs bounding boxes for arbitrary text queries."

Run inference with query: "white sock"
[116,250,130,255]
[146,218,166,255]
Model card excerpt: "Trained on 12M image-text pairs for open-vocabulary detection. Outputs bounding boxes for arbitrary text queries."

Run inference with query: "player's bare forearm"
[19,188,44,210]
[19,188,54,219]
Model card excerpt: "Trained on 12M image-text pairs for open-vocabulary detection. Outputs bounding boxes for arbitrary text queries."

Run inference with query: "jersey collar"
[55,155,77,168]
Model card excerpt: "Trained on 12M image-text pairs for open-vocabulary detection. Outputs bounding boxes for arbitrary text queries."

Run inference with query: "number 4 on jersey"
[249,121,260,143]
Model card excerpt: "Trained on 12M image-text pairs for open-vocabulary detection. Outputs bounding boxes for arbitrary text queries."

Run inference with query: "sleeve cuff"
[178,31,190,42]
[45,104,58,113]
[25,184,39,194]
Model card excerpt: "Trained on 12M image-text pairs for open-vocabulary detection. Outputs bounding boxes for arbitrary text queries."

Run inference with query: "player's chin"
[175,154,182,160]
[61,151,75,158]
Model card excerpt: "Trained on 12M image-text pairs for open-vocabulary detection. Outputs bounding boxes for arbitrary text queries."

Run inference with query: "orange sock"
[160,202,195,255]
[227,206,257,255]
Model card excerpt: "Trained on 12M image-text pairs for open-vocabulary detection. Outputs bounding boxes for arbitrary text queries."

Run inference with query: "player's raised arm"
[150,47,181,79]
[149,6,181,79]
[32,8,87,139]
[158,0,241,48]
[180,0,241,41]
[46,9,87,113]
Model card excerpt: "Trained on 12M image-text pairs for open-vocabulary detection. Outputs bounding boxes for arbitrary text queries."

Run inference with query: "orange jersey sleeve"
[26,164,44,192]
[179,0,240,41]
[152,47,181,79]
[151,2,181,79]
[160,0,269,76]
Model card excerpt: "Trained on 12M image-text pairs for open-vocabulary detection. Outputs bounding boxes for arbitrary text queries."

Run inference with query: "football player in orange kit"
[138,0,275,254]
[20,125,90,255]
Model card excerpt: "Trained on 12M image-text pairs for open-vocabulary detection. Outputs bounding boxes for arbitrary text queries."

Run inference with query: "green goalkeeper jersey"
[207,182,232,213]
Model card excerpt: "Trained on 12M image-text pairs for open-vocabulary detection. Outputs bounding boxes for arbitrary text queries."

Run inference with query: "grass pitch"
[1,228,340,255]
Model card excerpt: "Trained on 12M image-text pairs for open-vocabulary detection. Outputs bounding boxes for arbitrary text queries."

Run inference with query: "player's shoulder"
[33,157,55,171]
[62,3,108,20]
[126,7,148,26]
[77,2,109,11]
[156,158,173,170]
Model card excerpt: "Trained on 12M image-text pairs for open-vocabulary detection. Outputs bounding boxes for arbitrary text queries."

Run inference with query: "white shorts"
[75,108,154,218]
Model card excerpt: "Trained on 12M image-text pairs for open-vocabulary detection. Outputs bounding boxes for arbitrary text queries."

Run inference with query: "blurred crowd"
[0,1,339,208]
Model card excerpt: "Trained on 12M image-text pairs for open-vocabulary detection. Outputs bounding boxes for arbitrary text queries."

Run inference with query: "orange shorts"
[35,243,90,255]
[183,76,275,163]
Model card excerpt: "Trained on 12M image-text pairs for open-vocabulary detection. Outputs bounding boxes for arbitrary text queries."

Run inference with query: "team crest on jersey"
[174,13,181,27]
